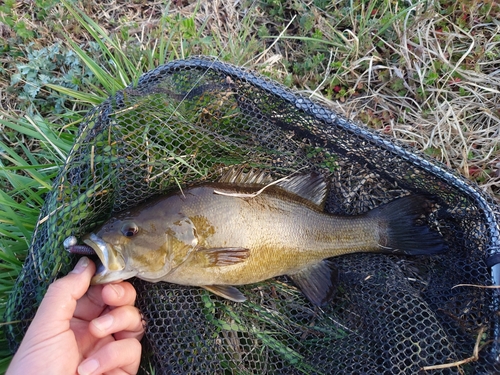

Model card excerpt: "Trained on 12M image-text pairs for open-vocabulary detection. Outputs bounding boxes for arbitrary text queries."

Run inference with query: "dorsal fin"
[219,167,274,185]
[219,167,328,208]
[277,172,328,208]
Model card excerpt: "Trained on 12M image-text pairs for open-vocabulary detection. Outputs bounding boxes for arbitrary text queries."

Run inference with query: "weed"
[10,42,97,112]
[0,1,34,40]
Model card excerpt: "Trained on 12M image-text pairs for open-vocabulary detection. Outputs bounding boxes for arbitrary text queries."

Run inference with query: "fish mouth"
[83,233,135,284]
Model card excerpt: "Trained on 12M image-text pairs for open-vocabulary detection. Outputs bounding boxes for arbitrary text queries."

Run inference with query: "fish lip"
[83,233,120,284]
[83,234,110,273]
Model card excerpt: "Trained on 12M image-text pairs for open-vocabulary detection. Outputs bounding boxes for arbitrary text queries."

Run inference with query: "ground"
[0,0,499,372]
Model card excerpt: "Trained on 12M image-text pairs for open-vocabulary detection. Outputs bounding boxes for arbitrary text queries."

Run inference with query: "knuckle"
[46,279,64,294]
[112,306,142,330]
[46,280,71,302]
[87,285,106,307]
[107,339,141,364]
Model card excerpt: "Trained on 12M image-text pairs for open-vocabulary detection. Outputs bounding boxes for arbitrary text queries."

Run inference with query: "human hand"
[7,257,144,375]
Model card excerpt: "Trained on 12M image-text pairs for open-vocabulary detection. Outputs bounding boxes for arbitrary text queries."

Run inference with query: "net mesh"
[5,56,500,374]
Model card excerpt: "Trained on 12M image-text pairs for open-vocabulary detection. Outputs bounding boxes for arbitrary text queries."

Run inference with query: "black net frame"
[5,56,500,374]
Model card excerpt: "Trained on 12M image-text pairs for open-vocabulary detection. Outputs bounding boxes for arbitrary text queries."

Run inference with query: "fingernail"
[78,358,99,375]
[70,257,89,274]
[109,283,124,299]
[92,314,114,332]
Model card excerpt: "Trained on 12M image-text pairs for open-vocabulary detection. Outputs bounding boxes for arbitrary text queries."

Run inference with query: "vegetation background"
[0,0,499,372]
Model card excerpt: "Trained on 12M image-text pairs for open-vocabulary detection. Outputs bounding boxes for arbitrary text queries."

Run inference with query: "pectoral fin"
[202,285,247,302]
[289,261,338,306]
[198,247,250,266]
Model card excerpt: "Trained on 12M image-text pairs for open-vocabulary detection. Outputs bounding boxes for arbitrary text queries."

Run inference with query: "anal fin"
[289,261,338,306]
[202,285,247,302]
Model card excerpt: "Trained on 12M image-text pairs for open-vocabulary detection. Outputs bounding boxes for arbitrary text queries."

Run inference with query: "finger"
[89,305,144,341]
[73,284,107,321]
[77,338,142,375]
[33,257,96,326]
[101,282,137,307]
[95,369,130,375]
[74,282,136,321]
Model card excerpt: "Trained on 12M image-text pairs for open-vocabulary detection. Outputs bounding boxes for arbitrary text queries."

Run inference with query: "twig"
[0,319,27,327]
[309,49,335,98]
[213,168,305,198]
[247,15,297,66]
[421,327,485,371]
[452,284,500,289]
[213,175,290,198]
[90,145,95,178]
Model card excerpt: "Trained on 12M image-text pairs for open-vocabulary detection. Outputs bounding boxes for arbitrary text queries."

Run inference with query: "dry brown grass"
[287,1,499,203]
[1,0,499,202]
[301,5,500,202]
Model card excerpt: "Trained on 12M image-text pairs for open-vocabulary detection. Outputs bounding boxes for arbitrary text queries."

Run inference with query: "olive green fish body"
[159,184,379,286]
[83,170,446,305]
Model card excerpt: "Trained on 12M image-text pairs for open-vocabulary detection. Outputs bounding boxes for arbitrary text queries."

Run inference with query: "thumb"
[31,257,96,330]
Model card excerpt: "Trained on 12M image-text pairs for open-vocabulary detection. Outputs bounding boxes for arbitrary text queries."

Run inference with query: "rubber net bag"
[5,56,500,374]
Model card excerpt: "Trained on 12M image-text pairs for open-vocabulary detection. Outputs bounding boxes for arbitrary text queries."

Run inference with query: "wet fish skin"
[83,171,446,305]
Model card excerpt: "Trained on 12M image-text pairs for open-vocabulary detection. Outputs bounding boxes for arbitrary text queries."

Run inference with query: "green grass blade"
[45,83,105,105]
[0,191,33,241]
[0,142,53,191]
[63,40,124,94]
[0,116,73,160]
[61,0,141,87]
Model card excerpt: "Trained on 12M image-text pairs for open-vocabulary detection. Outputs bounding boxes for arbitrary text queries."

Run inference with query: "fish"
[80,169,446,306]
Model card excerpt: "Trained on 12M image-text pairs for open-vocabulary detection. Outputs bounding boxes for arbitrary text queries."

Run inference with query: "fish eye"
[121,222,138,237]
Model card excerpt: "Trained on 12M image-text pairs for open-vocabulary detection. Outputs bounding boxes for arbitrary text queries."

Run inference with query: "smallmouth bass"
[79,169,446,306]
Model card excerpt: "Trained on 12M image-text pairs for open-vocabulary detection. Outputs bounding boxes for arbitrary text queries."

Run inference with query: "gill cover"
[163,215,200,270]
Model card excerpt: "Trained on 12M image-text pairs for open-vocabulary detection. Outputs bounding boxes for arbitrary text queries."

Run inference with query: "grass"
[0,0,499,373]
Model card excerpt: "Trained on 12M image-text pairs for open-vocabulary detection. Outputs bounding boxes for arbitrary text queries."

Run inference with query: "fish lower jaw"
[91,270,138,285]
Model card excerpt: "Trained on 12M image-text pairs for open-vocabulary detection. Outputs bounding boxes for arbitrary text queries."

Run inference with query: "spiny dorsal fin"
[220,167,328,208]
[219,167,274,185]
[277,172,328,208]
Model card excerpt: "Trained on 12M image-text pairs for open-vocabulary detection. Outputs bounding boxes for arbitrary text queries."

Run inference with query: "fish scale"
[82,170,446,306]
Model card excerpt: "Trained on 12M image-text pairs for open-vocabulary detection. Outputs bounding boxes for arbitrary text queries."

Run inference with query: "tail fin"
[367,195,447,255]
